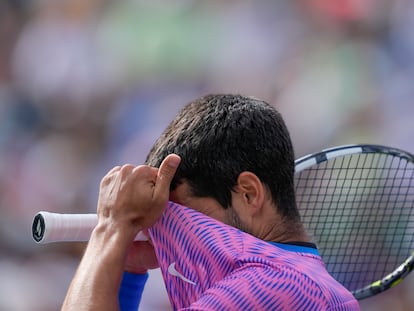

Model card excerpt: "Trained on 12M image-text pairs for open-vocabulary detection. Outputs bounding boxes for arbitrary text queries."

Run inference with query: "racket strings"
[295,152,414,292]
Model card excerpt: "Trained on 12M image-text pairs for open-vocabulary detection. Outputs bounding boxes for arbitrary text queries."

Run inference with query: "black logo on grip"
[32,214,45,242]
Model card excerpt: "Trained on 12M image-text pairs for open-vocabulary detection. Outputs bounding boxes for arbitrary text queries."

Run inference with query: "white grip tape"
[32,211,148,244]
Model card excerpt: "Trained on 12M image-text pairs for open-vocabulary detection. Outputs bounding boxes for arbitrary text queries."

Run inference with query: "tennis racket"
[32,143,414,300]
[294,144,414,300]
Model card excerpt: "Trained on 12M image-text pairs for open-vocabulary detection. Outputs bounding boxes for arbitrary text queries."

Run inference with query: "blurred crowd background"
[1,0,414,310]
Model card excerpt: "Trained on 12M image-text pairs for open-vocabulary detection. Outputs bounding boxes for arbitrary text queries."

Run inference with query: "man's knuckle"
[120,164,134,174]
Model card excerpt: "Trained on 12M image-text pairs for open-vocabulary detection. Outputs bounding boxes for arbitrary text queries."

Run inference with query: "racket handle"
[32,211,148,244]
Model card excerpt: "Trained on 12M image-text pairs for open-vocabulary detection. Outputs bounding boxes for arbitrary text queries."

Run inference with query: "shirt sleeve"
[148,202,244,309]
[118,271,149,311]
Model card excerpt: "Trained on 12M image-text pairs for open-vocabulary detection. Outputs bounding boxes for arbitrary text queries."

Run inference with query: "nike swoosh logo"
[167,262,197,285]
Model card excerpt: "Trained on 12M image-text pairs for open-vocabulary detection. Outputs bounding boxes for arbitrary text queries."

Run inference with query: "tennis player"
[62,94,360,310]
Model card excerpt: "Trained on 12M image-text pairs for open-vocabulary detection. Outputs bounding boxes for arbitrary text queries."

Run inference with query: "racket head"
[294,144,414,299]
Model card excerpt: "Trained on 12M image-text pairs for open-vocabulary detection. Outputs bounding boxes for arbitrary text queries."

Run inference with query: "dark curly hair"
[146,94,299,220]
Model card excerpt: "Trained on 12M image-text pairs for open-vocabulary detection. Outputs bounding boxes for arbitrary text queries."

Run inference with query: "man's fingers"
[154,154,181,199]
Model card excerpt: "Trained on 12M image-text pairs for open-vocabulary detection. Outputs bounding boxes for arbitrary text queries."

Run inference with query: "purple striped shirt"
[149,202,360,310]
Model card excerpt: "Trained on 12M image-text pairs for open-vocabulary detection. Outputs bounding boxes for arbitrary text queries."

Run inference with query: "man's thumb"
[154,154,181,197]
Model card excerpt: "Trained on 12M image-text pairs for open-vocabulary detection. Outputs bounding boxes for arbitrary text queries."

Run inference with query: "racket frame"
[294,143,414,299]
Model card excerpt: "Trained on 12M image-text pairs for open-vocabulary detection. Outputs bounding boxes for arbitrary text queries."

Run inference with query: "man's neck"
[250,203,311,244]
[258,219,311,244]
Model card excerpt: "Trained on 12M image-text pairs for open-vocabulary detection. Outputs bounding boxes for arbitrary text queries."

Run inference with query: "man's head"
[146,94,301,236]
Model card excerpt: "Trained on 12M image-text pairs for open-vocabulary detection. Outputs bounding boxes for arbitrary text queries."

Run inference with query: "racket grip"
[32,211,148,244]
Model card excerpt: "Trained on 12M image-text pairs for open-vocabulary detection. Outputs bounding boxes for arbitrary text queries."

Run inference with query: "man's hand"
[96,153,181,241]
[62,154,180,311]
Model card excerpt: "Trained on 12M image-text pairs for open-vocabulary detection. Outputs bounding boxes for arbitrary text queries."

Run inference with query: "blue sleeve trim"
[119,272,149,311]
[268,241,320,256]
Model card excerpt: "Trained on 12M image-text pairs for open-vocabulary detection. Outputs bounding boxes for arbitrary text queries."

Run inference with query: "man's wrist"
[92,221,139,248]
[88,222,138,270]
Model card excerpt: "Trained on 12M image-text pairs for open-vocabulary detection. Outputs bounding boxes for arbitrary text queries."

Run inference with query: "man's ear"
[235,171,265,216]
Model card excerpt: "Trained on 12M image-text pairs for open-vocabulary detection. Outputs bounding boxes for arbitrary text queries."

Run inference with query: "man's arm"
[62,221,135,310]
[61,154,180,311]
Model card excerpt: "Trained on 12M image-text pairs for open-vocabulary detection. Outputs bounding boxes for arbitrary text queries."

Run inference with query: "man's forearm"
[62,223,135,311]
